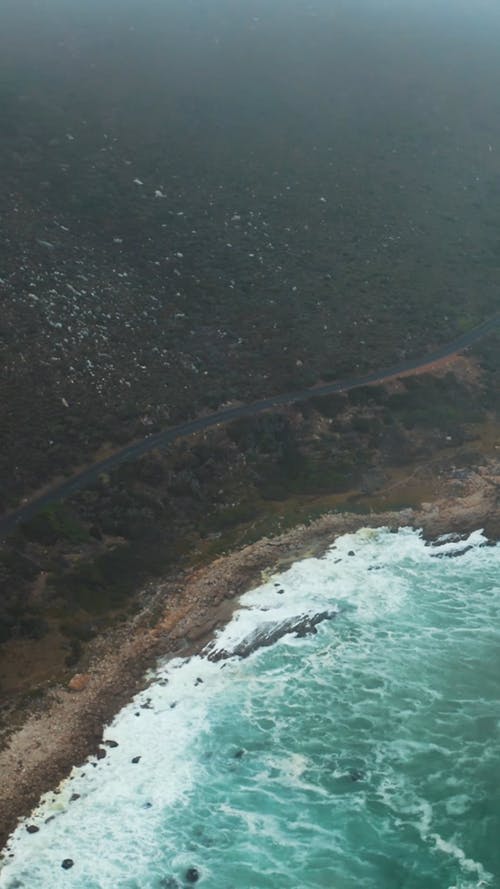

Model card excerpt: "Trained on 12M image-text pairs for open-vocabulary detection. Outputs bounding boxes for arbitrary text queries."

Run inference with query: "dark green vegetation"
[2,312,498,543]
[1,349,499,685]
[1,0,500,706]
[2,0,500,510]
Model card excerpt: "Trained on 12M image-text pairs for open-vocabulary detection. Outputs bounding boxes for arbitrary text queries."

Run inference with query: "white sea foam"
[0,526,497,889]
[431,833,493,884]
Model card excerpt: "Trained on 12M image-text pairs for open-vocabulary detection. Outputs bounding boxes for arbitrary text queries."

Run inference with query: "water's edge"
[0,471,498,855]
[1,526,499,888]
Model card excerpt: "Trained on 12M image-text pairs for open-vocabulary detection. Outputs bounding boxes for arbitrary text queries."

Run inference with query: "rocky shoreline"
[0,458,499,854]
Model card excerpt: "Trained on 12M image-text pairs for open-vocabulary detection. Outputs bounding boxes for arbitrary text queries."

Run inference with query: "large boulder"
[68,673,90,692]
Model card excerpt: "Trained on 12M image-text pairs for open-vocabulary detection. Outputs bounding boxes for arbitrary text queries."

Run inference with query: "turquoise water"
[1,528,499,888]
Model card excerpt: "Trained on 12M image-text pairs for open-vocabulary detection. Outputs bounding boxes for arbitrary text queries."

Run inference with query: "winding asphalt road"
[1,314,499,540]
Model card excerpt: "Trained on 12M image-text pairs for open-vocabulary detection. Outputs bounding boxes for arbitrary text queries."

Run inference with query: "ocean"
[1,526,499,889]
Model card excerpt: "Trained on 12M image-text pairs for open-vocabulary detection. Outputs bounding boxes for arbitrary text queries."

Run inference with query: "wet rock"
[295,620,318,638]
[131,755,141,764]
[26,824,39,834]
[185,867,200,883]
[61,859,74,870]
[349,769,365,782]
[70,793,80,802]
[206,610,336,661]
[430,545,473,559]
[105,739,119,748]
[96,748,107,760]
[234,749,245,759]
[348,550,355,556]
[194,677,203,686]
[68,673,90,692]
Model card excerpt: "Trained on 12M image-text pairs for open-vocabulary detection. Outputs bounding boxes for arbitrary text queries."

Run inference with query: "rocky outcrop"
[68,673,90,692]
[205,610,337,662]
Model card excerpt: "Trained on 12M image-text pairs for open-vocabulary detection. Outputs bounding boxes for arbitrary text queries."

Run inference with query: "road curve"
[1,314,499,540]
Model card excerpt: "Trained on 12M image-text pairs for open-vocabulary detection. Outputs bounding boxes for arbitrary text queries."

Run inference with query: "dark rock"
[70,793,80,802]
[276,588,285,595]
[105,739,119,748]
[26,824,39,834]
[206,610,336,661]
[131,755,141,764]
[185,867,200,883]
[295,621,317,638]
[61,859,74,870]
[96,748,106,759]
[427,532,469,546]
[194,677,203,686]
[234,749,245,759]
[348,550,355,556]
[430,545,473,559]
